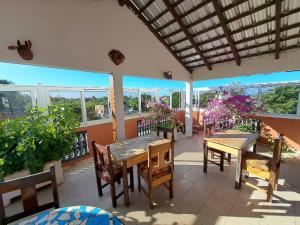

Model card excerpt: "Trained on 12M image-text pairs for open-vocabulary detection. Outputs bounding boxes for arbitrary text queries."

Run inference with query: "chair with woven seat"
[241,134,284,202]
[0,166,59,225]
[137,140,174,209]
[92,141,134,208]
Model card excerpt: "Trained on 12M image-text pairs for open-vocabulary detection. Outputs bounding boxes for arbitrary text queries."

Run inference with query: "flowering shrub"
[146,102,176,128]
[147,102,175,120]
[204,89,261,129]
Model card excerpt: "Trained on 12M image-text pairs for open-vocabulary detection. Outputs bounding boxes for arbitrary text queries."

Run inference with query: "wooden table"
[203,129,258,189]
[110,134,169,207]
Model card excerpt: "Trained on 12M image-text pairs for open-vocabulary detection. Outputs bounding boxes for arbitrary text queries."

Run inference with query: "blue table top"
[18,206,123,225]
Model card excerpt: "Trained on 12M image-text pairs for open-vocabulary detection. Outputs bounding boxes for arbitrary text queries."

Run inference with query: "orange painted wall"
[125,118,138,139]
[254,115,300,151]
[76,122,114,157]
[73,112,300,163]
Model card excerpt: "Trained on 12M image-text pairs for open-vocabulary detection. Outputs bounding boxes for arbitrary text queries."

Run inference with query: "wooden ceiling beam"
[186,12,217,29]
[148,0,185,24]
[175,7,300,53]
[226,1,276,24]
[156,19,176,32]
[188,35,300,70]
[212,0,241,66]
[126,1,192,73]
[222,0,248,12]
[275,0,282,59]
[181,52,198,60]
[189,33,300,64]
[162,0,212,70]
[163,29,183,39]
[180,0,211,18]
[139,0,156,13]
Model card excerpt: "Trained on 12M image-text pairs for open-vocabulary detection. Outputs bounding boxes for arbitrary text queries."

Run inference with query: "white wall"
[0,0,190,81]
[192,48,300,81]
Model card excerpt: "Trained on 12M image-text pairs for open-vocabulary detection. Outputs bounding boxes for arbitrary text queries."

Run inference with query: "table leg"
[235,150,243,189]
[122,161,130,207]
[203,142,208,173]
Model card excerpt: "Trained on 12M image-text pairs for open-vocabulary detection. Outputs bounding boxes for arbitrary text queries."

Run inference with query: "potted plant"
[147,102,178,140]
[0,104,79,206]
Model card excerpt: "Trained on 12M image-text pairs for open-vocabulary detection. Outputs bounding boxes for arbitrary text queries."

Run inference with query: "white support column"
[181,91,185,109]
[155,89,160,103]
[110,73,126,141]
[169,91,173,108]
[138,90,142,114]
[185,81,193,137]
[36,83,50,108]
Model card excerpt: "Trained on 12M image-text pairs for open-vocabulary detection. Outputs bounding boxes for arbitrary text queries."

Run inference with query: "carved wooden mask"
[108,49,125,65]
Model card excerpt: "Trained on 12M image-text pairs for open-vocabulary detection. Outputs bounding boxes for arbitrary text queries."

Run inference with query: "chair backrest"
[203,122,215,138]
[0,166,59,225]
[148,140,173,179]
[92,141,114,180]
[271,134,284,170]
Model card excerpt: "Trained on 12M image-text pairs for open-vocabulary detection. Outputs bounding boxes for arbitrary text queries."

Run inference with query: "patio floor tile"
[4,133,300,225]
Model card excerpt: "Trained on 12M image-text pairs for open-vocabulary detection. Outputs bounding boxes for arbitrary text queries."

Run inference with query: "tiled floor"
[5,133,300,225]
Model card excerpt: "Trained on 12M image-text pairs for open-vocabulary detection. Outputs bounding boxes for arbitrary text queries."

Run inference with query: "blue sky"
[1,62,300,89]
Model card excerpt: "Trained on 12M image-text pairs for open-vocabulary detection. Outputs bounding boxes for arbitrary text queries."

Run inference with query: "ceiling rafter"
[174,6,300,55]
[122,0,300,71]
[186,33,300,67]
[212,0,241,66]
[275,0,282,59]
[148,0,185,24]
[161,0,212,70]
[157,0,211,33]
[139,0,155,13]
[226,0,276,24]
[125,1,192,73]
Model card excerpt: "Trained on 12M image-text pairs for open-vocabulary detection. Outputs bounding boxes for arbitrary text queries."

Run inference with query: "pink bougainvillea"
[204,89,261,126]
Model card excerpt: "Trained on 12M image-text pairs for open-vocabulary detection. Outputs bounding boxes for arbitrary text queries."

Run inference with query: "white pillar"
[110,74,126,141]
[185,81,193,137]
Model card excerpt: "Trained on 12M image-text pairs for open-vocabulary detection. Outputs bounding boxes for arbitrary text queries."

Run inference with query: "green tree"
[0,80,32,120]
[172,92,181,108]
[141,93,152,112]
[262,86,299,114]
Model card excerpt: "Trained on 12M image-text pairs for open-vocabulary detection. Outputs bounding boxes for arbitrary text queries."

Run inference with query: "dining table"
[109,134,169,207]
[17,206,123,225]
[203,129,258,189]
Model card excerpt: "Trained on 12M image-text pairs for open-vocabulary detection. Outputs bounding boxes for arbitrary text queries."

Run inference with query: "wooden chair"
[0,166,59,225]
[203,122,226,171]
[92,141,134,208]
[137,140,174,209]
[156,126,175,171]
[241,134,284,202]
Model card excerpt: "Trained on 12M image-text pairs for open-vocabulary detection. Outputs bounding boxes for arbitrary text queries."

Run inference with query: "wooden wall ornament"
[108,49,125,65]
[8,40,33,60]
[163,71,173,79]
